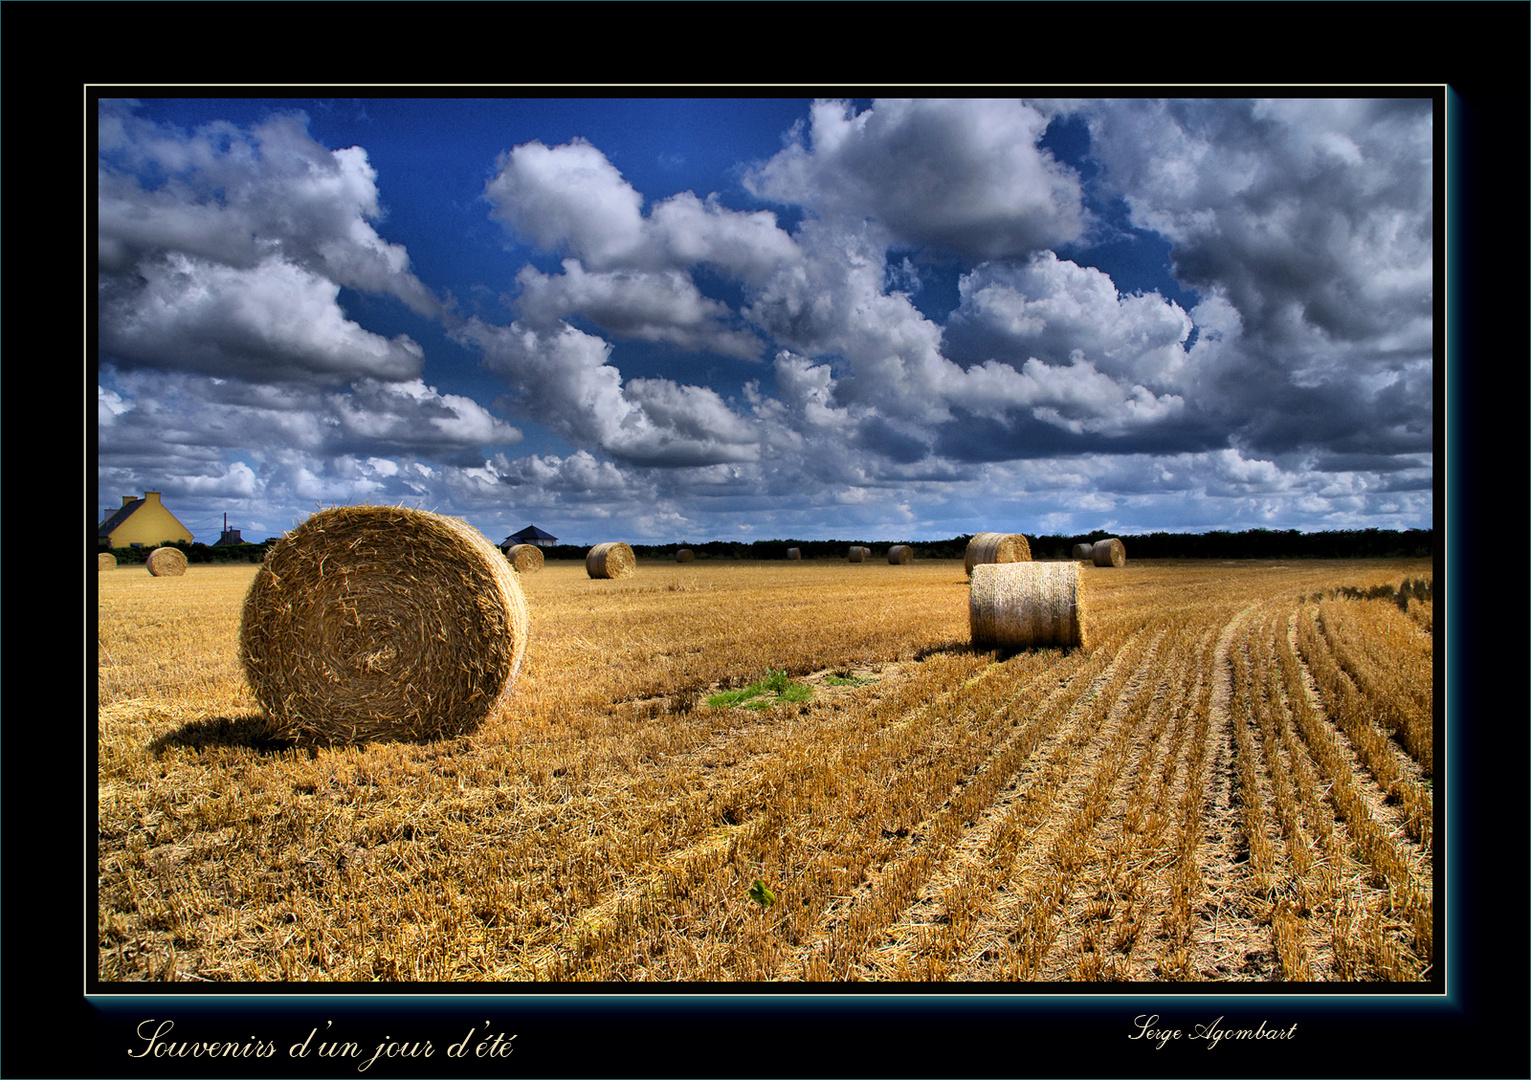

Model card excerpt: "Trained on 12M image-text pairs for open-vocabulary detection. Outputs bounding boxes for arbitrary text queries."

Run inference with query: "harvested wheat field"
[95,557,1436,983]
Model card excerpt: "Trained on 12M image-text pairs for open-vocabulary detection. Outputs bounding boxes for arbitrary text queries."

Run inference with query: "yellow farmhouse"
[98,491,195,548]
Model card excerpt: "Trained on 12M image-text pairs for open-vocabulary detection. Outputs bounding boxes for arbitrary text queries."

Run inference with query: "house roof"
[506,524,559,543]
[97,498,146,538]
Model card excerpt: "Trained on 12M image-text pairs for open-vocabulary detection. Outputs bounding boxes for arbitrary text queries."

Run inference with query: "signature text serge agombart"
[1129,1014,1298,1050]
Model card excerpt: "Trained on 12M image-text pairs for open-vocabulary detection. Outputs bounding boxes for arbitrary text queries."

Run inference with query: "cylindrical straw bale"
[787,548,801,560]
[888,545,913,565]
[1072,543,1093,561]
[240,505,528,744]
[1092,537,1126,568]
[970,562,1085,650]
[676,548,695,563]
[586,541,636,579]
[964,532,1031,577]
[848,545,866,563]
[98,552,118,571]
[145,547,188,577]
[505,543,544,574]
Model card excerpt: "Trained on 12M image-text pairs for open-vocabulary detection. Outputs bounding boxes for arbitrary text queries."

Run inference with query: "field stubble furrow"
[878,624,1161,980]
[804,641,1117,980]
[1278,613,1432,978]
[1034,625,1205,981]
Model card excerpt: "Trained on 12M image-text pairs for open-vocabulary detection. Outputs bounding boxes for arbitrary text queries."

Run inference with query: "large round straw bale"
[145,547,188,577]
[676,548,695,563]
[970,562,1085,650]
[239,505,528,744]
[1092,537,1126,568]
[1072,543,1093,561]
[964,532,1031,577]
[888,544,913,565]
[787,547,801,560]
[848,545,869,563]
[586,541,636,579]
[505,543,544,574]
[98,552,118,571]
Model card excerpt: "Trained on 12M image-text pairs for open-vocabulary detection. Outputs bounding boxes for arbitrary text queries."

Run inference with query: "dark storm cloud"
[743,98,1088,258]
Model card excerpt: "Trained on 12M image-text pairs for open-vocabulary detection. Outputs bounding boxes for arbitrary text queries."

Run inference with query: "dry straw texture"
[1092,537,1127,568]
[969,561,1086,650]
[587,541,637,579]
[676,548,695,563]
[145,547,188,577]
[98,552,118,571]
[1072,543,1094,561]
[963,532,1032,577]
[888,545,913,565]
[505,544,544,574]
[239,505,529,744]
[787,548,801,560]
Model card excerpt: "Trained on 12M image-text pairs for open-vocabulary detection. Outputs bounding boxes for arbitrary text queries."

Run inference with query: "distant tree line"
[546,528,1433,562]
[98,539,274,565]
[97,528,1432,567]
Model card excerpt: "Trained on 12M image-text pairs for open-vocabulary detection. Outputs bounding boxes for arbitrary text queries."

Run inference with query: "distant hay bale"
[964,532,1031,577]
[1092,537,1127,568]
[586,541,636,579]
[888,545,913,565]
[676,548,695,563]
[848,545,870,563]
[97,552,117,571]
[970,562,1085,650]
[145,547,188,577]
[240,504,528,744]
[505,543,544,574]
[1072,543,1094,561]
[787,548,801,560]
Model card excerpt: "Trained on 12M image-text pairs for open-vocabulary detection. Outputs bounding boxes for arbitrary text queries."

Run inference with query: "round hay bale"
[676,548,695,563]
[963,532,1031,577]
[586,541,636,579]
[787,547,801,560]
[145,547,188,577]
[239,505,529,744]
[1092,537,1126,568]
[888,544,913,565]
[97,552,118,571]
[848,545,868,563]
[505,543,544,574]
[970,562,1085,650]
[1072,543,1094,561]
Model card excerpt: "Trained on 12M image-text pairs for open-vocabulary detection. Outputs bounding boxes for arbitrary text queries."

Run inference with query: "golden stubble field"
[94,555,1435,983]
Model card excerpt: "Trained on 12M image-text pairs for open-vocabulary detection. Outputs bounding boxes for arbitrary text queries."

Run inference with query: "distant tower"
[214,512,245,546]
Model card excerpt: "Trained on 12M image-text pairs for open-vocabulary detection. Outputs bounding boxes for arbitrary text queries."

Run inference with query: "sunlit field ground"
[95,556,1434,982]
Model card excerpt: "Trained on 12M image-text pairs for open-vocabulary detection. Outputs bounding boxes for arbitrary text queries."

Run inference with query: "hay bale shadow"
[148,714,299,756]
[914,639,971,661]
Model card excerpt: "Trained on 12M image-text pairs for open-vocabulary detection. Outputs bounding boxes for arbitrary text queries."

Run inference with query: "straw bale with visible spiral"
[146,547,188,577]
[1091,537,1126,568]
[586,541,636,579]
[505,544,544,574]
[239,505,529,744]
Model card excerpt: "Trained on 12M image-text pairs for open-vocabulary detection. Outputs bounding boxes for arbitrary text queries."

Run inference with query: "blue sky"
[96,95,1435,546]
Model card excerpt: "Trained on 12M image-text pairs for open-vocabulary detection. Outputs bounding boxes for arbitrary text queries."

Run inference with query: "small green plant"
[748,880,776,909]
[707,669,812,710]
